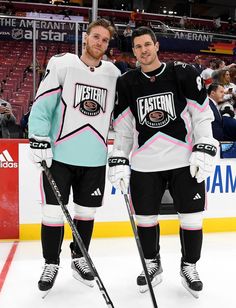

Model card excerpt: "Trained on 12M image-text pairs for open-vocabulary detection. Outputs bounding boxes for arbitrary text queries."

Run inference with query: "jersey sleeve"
[112,75,134,157]
[175,62,215,144]
[28,55,64,137]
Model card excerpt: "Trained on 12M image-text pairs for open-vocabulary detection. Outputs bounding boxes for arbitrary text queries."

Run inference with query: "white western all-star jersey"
[113,62,215,172]
[29,53,120,167]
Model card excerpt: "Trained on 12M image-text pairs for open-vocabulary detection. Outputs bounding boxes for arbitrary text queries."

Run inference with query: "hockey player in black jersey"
[108,26,219,298]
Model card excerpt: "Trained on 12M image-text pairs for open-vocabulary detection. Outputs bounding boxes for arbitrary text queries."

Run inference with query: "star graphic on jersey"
[56,98,105,144]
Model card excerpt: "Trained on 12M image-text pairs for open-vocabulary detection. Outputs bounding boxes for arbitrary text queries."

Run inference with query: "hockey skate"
[38,263,59,298]
[180,260,203,298]
[137,255,163,293]
[71,257,94,287]
[70,243,94,287]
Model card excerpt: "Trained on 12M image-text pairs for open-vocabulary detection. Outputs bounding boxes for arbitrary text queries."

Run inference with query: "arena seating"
[0,40,74,124]
[0,40,234,125]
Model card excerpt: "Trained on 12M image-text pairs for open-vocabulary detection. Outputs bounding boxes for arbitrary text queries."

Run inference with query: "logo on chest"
[74,83,107,116]
[137,92,176,128]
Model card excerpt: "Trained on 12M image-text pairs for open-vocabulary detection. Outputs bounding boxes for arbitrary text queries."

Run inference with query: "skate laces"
[73,257,91,274]
[40,264,59,282]
[140,259,158,277]
[182,262,200,282]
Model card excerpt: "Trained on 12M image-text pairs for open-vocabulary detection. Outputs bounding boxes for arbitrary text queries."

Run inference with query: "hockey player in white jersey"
[108,26,219,298]
[28,19,120,293]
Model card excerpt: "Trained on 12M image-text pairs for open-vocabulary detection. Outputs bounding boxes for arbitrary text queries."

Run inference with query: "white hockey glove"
[29,134,53,168]
[189,137,218,183]
[108,150,130,193]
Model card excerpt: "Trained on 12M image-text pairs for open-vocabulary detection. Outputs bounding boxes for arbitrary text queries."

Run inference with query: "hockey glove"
[29,134,53,168]
[108,150,130,193]
[189,137,218,183]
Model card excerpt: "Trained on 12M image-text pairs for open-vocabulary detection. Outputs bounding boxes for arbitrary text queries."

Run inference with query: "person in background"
[201,58,216,88]
[208,82,236,141]
[217,69,236,109]
[20,102,32,138]
[192,55,205,75]
[102,47,116,63]
[28,18,120,294]
[0,98,16,138]
[123,24,133,52]
[108,26,218,298]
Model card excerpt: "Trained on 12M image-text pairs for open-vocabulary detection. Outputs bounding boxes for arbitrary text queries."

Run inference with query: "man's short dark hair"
[207,82,224,95]
[131,26,157,47]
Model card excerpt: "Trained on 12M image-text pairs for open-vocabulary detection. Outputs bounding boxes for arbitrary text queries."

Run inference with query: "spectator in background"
[213,17,221,32]
[227,17,235,34]
[229,67,236,85]
[0,98,16,138]
[20,102,32,139]
[114,53,130,74]
[212,59,236,83]
[123,24,133,52]
[192,55,205,74]
[208,83,226,141]
[102,48,116,63]
[130,9,138,26]
[179,15,187,29]
[201,58,217,88]
[217,69,236,108]
[208,83,236,141]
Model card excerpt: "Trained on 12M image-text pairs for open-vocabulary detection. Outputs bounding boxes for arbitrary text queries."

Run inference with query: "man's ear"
[155,42,159,52]
[132,47,136,58]
[83,33,88,46]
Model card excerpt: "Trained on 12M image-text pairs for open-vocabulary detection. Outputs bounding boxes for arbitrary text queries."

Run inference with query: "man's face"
[85,26,110,60]
[132,34,159,67]
[211,85,225,103]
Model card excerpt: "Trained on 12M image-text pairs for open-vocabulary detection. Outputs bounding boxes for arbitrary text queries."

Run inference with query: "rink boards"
[0,139,236,240]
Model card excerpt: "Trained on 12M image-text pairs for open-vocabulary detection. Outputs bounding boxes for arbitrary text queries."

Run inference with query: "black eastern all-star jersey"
[113,62,215,172]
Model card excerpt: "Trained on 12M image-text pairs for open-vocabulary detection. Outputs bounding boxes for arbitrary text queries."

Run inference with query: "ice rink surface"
[1,232,236,308]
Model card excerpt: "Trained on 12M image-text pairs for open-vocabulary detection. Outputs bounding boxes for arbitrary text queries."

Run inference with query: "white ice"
[0,232,236,308]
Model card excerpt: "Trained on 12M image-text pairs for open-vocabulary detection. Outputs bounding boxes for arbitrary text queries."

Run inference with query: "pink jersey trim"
[181,107,193,145]
[55,103,66,142]
[35,88,62,105]
[113,108,132,127]
[54,126,106,150]
[186,97,209,112]
[39,173,45,205]
[132,132,192,158]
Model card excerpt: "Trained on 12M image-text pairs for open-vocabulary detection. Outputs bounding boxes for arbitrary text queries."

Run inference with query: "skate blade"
[41,289,52,299]
[181,278,200,299]
[139,274,162,293]
[72,271,94,288]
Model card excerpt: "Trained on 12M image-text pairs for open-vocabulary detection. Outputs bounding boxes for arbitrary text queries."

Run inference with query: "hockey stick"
[121,181,158,308]
[41,161,114,308]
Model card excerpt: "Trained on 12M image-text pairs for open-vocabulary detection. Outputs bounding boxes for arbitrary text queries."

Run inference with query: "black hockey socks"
[137,224,160,259]
[41,224,64,264]
[180,228,203,264]
[70,219,94,257]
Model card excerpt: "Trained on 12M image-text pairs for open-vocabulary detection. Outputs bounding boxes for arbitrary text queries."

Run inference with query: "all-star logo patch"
[74,83,107,116]
[137,92,176,128]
